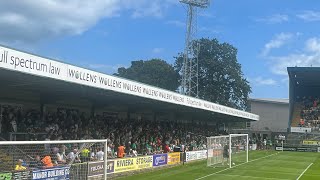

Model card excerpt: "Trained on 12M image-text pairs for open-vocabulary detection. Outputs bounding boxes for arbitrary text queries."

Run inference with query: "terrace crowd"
[297,96,320,130]
[0,105,227,169]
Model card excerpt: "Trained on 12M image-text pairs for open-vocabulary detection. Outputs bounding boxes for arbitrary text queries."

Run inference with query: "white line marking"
[296,163,313,180]
[195,152,280,180]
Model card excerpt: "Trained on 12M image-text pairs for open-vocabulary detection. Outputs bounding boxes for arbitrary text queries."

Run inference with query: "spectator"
[67,149,81,163]
[29,155,43,169]
[41,152,54,168]
[81,147,90,162]
[96,148,104,161]
[117,143,125,158]
[55,146,67,165]
[15,159,26,171]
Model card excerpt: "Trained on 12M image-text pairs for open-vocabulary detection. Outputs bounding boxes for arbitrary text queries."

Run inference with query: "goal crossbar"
[0,139,108,145]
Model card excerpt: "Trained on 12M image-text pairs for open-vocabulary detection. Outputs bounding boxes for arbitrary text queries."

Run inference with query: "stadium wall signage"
[168,152,181,165]
[32,167,70,180]
[303,140,320,146]
[185,150,207,162]
[0,153,184,178]
[290,127,311,133]
[275,146,320,152]
[0,45,259,121]
[153,154,168,167]
[112,155,153,173]
[0,172,12,180]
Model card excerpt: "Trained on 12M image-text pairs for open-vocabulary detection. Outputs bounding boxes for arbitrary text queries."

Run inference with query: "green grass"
[117,151,320,180]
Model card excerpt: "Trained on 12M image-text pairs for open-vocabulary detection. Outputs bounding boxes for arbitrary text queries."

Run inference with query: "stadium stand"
[0,104,227,161]
[0,45,258,178]
[293,96,320,131]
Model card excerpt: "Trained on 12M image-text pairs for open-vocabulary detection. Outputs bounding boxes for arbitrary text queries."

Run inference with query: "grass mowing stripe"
[228,169,301,176]
[214,173,292,180]
[195,152,280,180]
[296,163,313,180]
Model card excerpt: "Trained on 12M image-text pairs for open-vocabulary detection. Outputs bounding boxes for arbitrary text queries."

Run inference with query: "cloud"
[250,77,277,86]
[256,14,289,24]
[152,48,164,54]
[261,33,294,56]
[166,20,185,27]
[297,10,320,22]
[267,37,320,75]
[127,1,171,19]
[0,0,177,45]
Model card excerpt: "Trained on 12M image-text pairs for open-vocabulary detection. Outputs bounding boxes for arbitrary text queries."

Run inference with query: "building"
[249,98,289,133]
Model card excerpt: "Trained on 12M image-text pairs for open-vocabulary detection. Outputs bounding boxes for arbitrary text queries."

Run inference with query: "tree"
[115,59,180,91]
[174,38,251,110]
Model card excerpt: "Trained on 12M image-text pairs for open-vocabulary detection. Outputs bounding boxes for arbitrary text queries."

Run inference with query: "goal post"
[207,134,248,168]
[0,139,108,180]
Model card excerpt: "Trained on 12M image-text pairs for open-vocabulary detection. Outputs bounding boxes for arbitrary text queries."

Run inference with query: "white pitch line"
[195,152,280,180]
[296,163,313,180]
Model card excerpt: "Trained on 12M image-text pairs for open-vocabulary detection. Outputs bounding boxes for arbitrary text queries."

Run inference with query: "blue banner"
[152,154,168,167]
[32,167,70,180]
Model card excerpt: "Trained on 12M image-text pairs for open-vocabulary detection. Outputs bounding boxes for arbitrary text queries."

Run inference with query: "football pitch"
[118,151,320,180]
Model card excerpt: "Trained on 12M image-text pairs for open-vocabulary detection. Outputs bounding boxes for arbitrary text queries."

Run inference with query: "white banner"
[186,150,207,162]
[291,127,311,133]
[0,46,259,120]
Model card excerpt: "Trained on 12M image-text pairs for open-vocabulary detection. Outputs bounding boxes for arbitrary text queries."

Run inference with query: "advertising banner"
[302,140,320,146]
[135,156,153,169]
[0,46,258,121]
[13,171,31,179]
[291,127,311,133]
[88,161,104,178]
[107,161,115,174]
[114,157,136,173]
[153,154,168,167]
[87,161,115,179]
[168,153,181,165]
[32,167,70,180]
[275,146,319,152]
[186,150,207,162]
[113,156,153,174]
[0,172,12,180]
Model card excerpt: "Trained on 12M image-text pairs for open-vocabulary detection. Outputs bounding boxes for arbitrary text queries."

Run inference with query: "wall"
[250,100,289,132]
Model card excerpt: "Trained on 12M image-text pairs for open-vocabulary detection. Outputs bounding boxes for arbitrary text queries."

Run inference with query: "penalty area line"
[195,152,280,180]
[296,163,313,180]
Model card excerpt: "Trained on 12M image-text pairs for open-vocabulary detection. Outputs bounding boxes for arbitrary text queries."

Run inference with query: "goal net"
[207,134,248,168]
[0,139,108,180]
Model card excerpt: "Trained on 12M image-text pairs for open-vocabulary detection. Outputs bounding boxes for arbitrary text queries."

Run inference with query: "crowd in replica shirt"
[0,105,228,169]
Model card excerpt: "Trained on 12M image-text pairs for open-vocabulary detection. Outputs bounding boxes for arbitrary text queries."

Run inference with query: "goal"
[0,139,108,180]
[207,134,248,168]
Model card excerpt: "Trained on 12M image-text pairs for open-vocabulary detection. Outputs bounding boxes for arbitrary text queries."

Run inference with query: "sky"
[1,0,320,99]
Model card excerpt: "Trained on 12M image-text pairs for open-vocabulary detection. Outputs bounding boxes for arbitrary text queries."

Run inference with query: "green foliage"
[115,59,180,91]
[174,38,251,110]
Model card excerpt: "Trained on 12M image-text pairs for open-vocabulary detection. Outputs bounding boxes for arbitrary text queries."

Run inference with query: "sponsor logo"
[153,154,168,167]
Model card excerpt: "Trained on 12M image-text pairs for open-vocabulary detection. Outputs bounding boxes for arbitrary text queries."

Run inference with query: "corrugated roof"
[249,98,289,104]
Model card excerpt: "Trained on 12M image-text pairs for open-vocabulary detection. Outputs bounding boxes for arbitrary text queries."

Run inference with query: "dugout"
[0,45,259,139]
[288,67,320,133]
